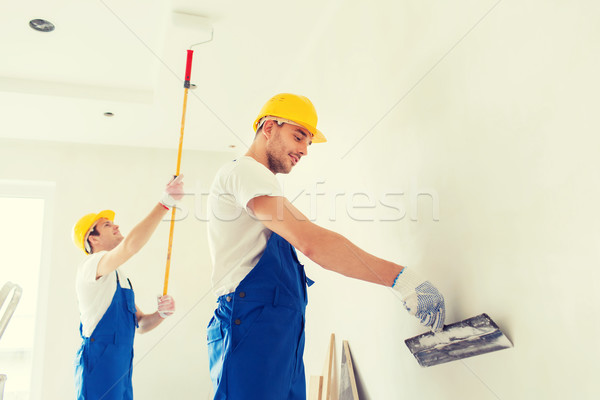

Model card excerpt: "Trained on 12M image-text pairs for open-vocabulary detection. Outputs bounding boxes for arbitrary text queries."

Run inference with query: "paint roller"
[162,13,213,296]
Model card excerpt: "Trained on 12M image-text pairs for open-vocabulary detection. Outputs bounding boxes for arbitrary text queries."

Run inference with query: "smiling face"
[264,120,312,174]
[86,218,124,253]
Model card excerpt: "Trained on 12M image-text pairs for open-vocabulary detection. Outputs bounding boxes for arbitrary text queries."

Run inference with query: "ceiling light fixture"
[29,19,55,32]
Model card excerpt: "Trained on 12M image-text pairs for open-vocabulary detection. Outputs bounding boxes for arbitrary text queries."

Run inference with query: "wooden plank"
[339,340,359,400]
[321,333,335,400]
[308,375,323,400]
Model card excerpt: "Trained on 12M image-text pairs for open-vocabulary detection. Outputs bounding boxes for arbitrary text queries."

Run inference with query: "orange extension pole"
[163,49,194,296]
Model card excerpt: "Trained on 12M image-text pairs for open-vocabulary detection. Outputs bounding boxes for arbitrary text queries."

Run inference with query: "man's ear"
[87,235,99,248]
[262,119,276,140]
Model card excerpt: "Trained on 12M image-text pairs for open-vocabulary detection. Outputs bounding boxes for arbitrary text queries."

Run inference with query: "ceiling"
[1,1,509,156]
[0,0,346,152]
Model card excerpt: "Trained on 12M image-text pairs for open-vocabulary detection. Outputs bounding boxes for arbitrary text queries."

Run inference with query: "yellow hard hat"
[72,210,115,254]
[253,93,326,143]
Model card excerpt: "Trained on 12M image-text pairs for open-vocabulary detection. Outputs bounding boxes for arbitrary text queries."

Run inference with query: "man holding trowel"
[72,176,183,400]
[205,94,445,399]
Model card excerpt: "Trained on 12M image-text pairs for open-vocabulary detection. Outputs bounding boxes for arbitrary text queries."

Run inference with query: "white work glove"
[159,174,185,210]
[392,267,445,332]
[157,295,175,318]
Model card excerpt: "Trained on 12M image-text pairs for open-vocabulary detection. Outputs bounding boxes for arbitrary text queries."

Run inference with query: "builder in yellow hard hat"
[205,94,445,399]
[72,176,184,400]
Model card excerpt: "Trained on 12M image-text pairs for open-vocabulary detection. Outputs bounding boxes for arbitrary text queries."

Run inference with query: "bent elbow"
[291,225,332,263]
[136,326,148,335]
[294,235,319,260]
[296,241,314,259]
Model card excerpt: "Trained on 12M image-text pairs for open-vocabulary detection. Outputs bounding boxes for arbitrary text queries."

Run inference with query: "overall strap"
[115,270,134,290]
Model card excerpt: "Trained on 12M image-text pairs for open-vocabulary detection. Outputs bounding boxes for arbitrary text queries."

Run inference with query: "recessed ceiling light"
[29,19,55,32]
[103,112,114,117]
[229,145,236,148]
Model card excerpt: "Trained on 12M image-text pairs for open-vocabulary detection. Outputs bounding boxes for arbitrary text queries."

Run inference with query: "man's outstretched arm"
[249,195,445,331]
[249,195,402,285]
[96,175,184,278]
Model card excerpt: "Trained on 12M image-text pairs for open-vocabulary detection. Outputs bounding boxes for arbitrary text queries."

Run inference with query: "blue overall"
[207,232,313,400]
[75,272,138,400]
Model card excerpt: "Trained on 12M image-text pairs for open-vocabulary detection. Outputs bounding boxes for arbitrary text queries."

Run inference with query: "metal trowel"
[405,313,512,367]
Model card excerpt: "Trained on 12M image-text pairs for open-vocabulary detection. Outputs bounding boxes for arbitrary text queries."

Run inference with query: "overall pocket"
[207,317,225,385]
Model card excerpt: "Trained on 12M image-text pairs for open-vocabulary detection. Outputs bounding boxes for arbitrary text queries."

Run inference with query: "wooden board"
[321,333,335,400]
[339,340,359,400]
[308,375,323,400]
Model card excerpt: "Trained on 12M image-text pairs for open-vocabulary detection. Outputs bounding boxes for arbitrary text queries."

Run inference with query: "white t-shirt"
[207,156,283,296]
[75,251,133,337]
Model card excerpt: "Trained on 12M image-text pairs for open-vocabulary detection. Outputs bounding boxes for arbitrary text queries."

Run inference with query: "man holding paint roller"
[72,176,183,400]
[206,94,445,399]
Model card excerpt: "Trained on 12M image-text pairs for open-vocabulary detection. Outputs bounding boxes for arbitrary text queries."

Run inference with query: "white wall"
[2,1,600,399]
[287,1,600,399]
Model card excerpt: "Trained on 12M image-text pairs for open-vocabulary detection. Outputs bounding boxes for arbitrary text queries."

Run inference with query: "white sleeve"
[226,160,282,211]
[78,251,108,284]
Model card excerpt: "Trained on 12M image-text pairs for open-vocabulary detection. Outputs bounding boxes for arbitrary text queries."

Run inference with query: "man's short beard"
[264,127,292,174]
[266,150,289,174]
